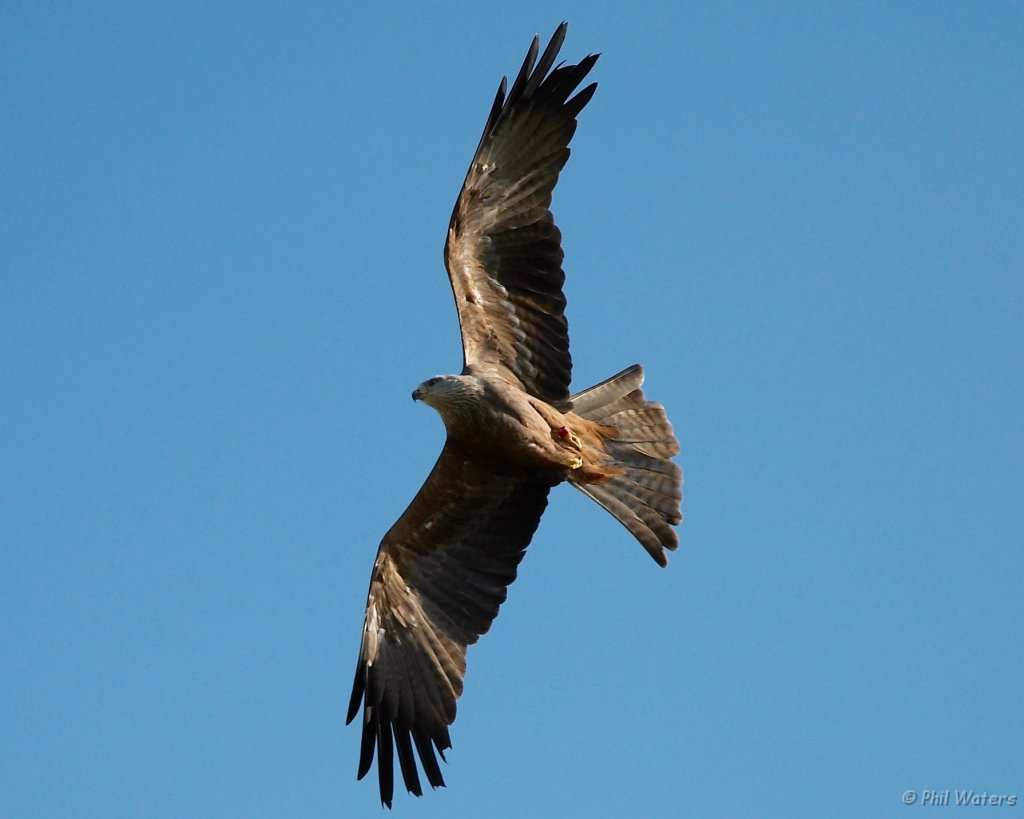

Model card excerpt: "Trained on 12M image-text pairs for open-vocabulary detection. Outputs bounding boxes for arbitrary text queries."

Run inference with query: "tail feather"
[569,366,645,415]
[599,408,680,457]
[568,365,683,566]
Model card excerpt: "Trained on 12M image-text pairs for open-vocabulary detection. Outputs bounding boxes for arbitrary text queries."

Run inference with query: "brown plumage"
[347,23,683,807]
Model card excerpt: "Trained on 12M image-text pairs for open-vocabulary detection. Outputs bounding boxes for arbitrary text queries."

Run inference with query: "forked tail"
[569,365,683,566]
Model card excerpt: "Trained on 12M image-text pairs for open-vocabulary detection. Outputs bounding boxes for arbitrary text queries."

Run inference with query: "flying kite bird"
[347,22,683,807]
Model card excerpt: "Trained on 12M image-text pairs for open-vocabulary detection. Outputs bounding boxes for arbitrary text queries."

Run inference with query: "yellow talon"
[557,425,583,450]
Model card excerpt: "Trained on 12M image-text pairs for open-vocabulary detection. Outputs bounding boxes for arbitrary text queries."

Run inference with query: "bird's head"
[411,374,483,421]
[412,375,459,407]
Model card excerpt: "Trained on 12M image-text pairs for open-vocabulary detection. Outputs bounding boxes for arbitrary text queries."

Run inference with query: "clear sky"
[3,3,1021,817]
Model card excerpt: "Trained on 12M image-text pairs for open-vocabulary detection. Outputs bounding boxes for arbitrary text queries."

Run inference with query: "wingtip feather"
[346,661,364,725]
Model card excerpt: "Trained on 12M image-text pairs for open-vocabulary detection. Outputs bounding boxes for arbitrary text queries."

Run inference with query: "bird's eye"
[427,377,440,387]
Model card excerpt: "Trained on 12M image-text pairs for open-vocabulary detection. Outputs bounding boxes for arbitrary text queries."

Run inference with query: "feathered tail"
[569,365,683,566]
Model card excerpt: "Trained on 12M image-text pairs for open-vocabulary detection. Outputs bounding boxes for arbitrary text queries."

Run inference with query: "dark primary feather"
[347,444,552,807]
[445,21,599,404]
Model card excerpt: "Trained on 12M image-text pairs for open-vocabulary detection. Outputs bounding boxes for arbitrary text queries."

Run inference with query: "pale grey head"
[411,374,483,408]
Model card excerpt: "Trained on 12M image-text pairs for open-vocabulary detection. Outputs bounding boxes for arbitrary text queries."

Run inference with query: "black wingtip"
[356,709,376,781]
[377,718,394,808]
[506,31,541,103]
[394,727,423,799]
[346,661,364,725]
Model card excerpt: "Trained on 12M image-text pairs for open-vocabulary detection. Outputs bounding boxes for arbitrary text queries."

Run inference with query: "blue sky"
[3,2,1021,817]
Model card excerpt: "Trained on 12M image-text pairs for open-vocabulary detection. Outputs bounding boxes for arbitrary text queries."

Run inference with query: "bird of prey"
[347,22,683,807]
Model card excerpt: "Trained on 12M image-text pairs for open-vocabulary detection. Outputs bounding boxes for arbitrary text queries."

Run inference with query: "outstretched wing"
[445,22,598,405]
[346,444,552,807]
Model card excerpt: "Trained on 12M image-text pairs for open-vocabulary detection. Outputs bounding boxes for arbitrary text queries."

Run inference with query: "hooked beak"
[411,388,422,402]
